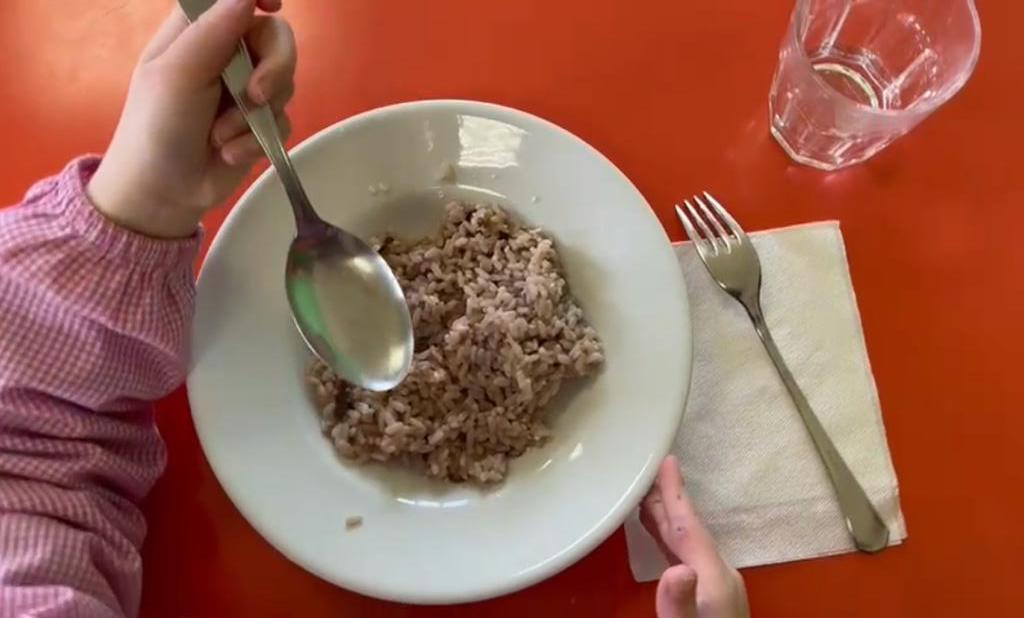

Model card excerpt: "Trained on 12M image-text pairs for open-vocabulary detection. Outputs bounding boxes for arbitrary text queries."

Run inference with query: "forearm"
[0,157,198,617]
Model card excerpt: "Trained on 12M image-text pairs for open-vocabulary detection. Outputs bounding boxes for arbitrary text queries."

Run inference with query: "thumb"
[163,0,257,84]
[656,564,699,618]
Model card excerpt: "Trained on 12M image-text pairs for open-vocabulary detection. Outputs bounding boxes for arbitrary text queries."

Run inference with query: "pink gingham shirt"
[0,157,198,617]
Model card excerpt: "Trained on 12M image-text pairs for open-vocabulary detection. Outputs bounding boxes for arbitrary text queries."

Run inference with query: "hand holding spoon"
[179,0,413,391]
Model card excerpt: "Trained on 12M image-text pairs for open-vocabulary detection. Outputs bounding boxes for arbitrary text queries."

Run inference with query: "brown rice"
[306,202,603,483]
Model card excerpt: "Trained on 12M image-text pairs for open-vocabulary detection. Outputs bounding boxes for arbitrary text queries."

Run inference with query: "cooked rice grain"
[307,202,603,483]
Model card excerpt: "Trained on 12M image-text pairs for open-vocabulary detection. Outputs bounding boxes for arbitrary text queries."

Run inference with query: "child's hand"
[642,456,751,618]
[88,0,296,238]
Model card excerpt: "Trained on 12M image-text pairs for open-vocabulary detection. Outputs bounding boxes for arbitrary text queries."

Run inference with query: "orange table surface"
[2,1,1022,616]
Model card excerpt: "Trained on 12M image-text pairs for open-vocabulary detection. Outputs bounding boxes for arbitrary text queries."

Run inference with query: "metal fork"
[676,192,889,553]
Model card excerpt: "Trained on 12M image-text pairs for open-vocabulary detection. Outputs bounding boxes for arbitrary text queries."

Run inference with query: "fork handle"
[746,303,890,553]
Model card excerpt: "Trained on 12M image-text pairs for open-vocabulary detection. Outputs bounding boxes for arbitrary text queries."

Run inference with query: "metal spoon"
[179,0,413,391]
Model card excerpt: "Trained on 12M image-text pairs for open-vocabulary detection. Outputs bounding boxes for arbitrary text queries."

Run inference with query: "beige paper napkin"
[625,222,907,580]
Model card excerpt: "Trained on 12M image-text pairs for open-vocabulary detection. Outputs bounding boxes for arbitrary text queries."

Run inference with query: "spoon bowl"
[285,223,413,391]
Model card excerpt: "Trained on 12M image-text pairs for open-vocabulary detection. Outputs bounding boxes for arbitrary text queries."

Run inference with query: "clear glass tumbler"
[769,0,981,170]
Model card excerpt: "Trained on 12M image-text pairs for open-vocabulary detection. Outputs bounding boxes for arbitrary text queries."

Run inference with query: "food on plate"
[307,202,603,483]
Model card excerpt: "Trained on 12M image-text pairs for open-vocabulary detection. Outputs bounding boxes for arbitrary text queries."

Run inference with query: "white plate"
[188,100,691,604]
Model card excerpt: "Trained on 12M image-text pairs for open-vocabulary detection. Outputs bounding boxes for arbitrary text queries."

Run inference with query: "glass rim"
[789,0,983,118]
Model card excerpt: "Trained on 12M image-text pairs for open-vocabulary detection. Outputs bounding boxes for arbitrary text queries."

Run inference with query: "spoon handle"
[178,0,321,232]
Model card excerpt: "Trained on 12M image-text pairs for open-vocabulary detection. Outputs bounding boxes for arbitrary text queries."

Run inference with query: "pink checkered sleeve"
[0,157,199,617]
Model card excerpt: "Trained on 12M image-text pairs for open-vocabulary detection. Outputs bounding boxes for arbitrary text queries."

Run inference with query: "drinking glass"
[769,0,981,170]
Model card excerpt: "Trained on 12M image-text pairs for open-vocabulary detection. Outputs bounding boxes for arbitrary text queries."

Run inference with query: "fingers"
[210,80,292,145]
[163,0,258,85]
[648,457,722,571]
[641,478,679,565]
[656,456,700,523]
[244,15,297,105]
[207,13,295,161]
[141,7,189,62]
[217,111,292,166]
[211,107,246,148]
[142,1,280,65]
[206,13,295,146]
[646,457,750,618]
[655,565,698,618]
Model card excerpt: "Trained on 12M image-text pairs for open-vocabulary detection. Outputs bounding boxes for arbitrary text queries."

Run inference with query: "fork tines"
[674,192,745,253]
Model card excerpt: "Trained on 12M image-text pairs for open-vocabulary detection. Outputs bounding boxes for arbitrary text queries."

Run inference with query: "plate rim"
[188,98,693,604]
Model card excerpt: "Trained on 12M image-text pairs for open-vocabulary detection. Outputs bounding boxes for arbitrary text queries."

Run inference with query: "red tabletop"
[2,1,1022,616]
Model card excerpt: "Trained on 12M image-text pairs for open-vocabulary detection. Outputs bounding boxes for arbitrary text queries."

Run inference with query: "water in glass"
[769,0,981,170]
